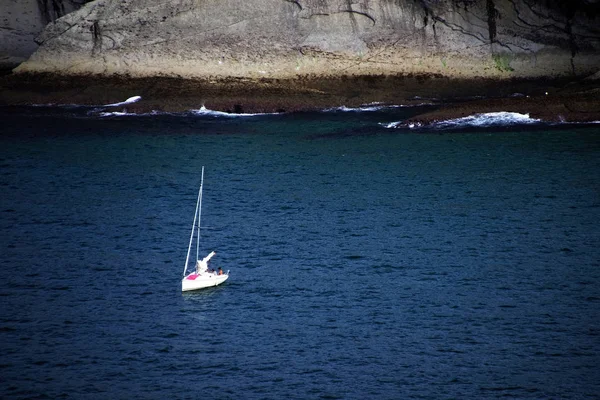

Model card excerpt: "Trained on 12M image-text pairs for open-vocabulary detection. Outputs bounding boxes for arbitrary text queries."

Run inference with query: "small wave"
[434,112,540,128]
[325,102,433,112]
[190,106,278,117]
[325,103,394,112]
[99,111,137,117]
[381,111,541,129]
[104,96,142,107]
[380,121,418,129]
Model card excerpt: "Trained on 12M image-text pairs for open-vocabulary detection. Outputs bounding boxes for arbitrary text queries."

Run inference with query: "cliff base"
[1,73,599,123]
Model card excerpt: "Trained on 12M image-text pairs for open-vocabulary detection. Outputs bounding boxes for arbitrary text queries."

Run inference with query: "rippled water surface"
[1,107,599,399]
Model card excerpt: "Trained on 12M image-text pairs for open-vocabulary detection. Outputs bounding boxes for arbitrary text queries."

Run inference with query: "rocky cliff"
[0,0,90,71]
[12,0,600,80]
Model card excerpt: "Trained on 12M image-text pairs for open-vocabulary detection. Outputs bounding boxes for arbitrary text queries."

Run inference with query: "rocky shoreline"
[1,72,599,123]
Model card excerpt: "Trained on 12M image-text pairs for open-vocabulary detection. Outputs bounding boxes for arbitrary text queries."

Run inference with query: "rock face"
[11,0,600,79]
[0,0,90,70]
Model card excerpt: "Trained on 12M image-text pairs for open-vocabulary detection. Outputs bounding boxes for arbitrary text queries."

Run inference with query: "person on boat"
[218,267,223,275]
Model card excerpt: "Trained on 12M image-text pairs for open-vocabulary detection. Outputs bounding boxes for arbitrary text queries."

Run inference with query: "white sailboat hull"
[181,168,230,292]
[182,272,229,292]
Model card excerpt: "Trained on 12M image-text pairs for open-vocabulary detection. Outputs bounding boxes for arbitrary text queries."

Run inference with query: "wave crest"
[382,112,541,129]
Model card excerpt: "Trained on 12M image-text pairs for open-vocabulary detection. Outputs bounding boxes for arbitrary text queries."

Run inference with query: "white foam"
[99,111,136,117]
[326,102,433,112]
[434,112,540,128]
[190,105,277,117]
[104,96,142,107]
[382,112,541,129]
[379,121,422,129]
[327,104,390,112]
[380,121,400,128]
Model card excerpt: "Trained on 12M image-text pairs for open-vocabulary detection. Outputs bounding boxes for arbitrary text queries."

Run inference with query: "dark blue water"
[1,106,599,399]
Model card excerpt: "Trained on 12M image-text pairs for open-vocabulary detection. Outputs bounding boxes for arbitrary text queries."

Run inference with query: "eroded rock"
[11,0,600,79]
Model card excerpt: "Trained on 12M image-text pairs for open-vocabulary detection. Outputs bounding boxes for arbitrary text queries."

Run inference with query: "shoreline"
[1,72,599,123]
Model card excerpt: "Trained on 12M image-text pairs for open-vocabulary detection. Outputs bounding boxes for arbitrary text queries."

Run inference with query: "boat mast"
[196,167,204,264]
[183,166,204,278]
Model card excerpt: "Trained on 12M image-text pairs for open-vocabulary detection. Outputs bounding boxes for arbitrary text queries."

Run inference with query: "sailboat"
[182,167,229,292]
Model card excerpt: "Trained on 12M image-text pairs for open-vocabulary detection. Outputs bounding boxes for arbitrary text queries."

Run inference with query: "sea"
[1,99,599,399]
